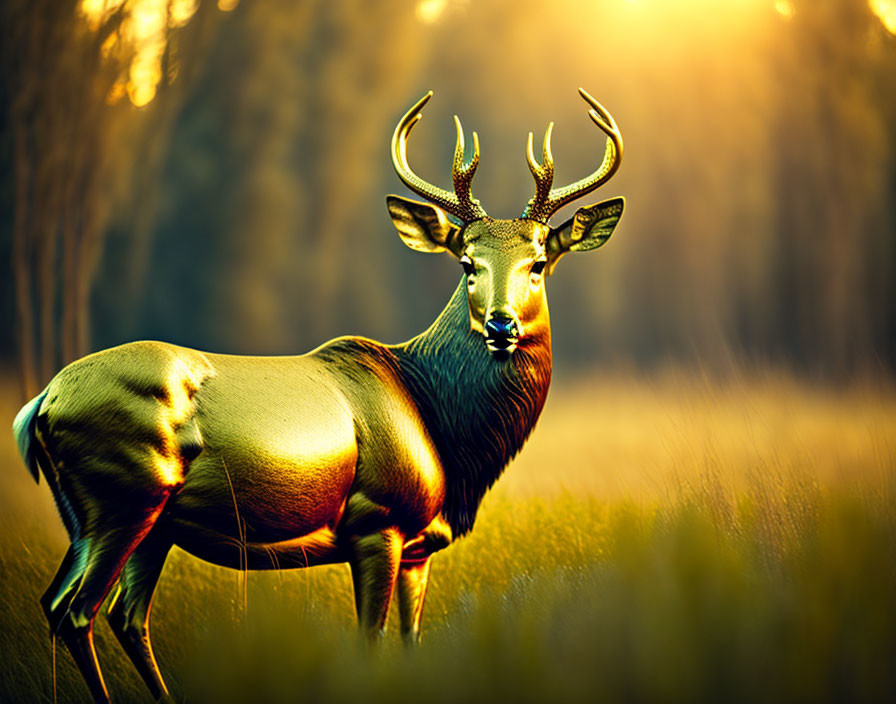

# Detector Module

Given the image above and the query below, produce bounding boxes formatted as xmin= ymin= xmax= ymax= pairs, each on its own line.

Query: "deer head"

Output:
xmin=388 ymin=89 xmax=624 ymax=356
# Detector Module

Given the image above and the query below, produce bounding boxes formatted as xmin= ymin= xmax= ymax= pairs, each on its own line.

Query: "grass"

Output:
xmin=1 ymin=368 xmax=894 ymax=703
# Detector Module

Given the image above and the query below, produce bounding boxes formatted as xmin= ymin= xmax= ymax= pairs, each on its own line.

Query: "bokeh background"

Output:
xmin=2 ymin=0 xmax=895 ymax=394
xmin=1 ymin=1 xmax=896 ymax=702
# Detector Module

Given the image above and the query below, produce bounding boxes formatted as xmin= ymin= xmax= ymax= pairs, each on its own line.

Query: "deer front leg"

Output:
xmin=397 ymin=556 xmax=431 ymax=645
xmin=397 ymin=514 xmax=451 ymax=644
xmin=349 ymin=527 xmax=403 ymax=640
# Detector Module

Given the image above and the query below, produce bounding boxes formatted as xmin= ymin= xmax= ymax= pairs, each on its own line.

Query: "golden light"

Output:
xmin=775 ymin=1 xmax=794 ymax=19
xmin=416 ymin=0 xmax=447 ymax=24
xmin=870 ymin=0 xmax=896 ymax=34
xmin=170 ymin=0 xmax=199 ymax=28
xmin=80 ymin=0 xmax=202 ymax=108
xmin=105 ymin=80 xmax=127 ymax=105
xmin=79 ymin=0 xmax=126 ymax=31
xmin=99 ymin=31 xmax=118 ymax=58
xmin=77 ymin=0 xmax=895 ymax=107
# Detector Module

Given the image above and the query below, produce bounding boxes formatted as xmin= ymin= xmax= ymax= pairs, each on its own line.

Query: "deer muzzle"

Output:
xmin=484 ymin=316 xmax=519 ymax=355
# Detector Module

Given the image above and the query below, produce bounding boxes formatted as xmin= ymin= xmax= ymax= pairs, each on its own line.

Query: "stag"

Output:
xmin=13 ymin=89 xmax=623 ymax=703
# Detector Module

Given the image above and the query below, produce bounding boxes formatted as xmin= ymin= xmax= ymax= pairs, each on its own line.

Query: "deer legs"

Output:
xmin=40 ymin=544 xmax=79 ymax=630
xmin=349 ymin=528 xmax=403 ymax=639
xmin=105 ymin=530 xmax=173 ymax=700
xmin=40 ymin=494 xmax=172 ymax=704
xmin=397 ymin=557 xmax=432 ymax=644
xmin=347 ymin=512 xmax=451 ymax=643
xmin=397 ymin=513 xmax=450 ymax=643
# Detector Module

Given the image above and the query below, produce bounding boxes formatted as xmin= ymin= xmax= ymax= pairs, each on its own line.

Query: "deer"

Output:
xmin=12 ymin=88 xmax=623 ymax=703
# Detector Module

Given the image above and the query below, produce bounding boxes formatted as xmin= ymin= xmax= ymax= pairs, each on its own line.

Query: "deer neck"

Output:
xmin=397 ymin=280 xmax=552 ymax=537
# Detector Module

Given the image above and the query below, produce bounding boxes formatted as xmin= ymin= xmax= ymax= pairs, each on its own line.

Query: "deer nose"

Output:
xmin=484 ymin=316 xmax=519 ymax=351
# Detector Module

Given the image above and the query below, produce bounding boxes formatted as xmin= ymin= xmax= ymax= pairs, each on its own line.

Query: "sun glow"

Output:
xmin=774 ymin=1 xmax=794 ymax=19
xmin=870 ymin=0 xmax=896 ymax=34
xmin=416 ymin=0 xmax=448 ymax=24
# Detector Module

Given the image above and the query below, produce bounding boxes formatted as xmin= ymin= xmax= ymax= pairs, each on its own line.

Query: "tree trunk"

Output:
xmin=12 ymin=121 xmax=38 ymax=401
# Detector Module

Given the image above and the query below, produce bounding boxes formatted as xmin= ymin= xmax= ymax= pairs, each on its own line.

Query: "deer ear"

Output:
xmin=387 ymin=195 xmax=464 ymax=256
xmin=545 ymin=197 xmax=624 ymax=275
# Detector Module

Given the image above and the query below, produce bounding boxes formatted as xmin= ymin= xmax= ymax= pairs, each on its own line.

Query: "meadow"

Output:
xmin=1 ymin=368 xmax=894 ymax=703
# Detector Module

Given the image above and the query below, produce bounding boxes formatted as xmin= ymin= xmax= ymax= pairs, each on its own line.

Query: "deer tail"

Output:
xmin=13 ymin=388 xmax=49 ymax=484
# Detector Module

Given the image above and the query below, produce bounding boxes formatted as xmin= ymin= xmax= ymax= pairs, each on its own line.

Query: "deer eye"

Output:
xmin=460 ymin=255 xmax=475 ymax=276
xmin=531 ymin=259 xmax=546 ymax=276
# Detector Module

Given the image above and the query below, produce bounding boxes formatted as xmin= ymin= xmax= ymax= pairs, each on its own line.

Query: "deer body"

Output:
xmin=14 ymin=90 xmax=623 ymax=703
xmin=38 ymin=280 xmax=547 ymax=568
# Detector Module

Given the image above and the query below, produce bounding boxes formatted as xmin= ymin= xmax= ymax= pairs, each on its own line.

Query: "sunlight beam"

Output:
xmin=870 ymin=0 xmax=896 ymax=34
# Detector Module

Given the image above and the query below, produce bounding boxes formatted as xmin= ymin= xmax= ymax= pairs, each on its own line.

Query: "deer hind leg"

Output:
xmin=105 ymin=529 xmax=173 ymax=700
xmin=51 ymin=500 xmax=171 ymax=704
xmin=41 ymin=544 xmax=80 ymax=630
xmin=39 ymin=457 xmax=92 ymax=631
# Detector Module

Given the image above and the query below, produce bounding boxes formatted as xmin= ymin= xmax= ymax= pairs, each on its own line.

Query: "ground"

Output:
xmin=1 ymin=368 xmax=894 ymax=703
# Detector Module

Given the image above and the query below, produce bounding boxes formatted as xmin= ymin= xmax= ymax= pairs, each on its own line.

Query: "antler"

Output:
xmin=522 ymin=88 xmax=623 ymax=223
xmin=392 ymin=92 xmax=487 ymax=223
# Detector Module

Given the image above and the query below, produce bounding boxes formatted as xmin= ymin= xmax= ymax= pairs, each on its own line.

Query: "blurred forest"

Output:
xmin=1 ymin=0 xmax=895 ymax=400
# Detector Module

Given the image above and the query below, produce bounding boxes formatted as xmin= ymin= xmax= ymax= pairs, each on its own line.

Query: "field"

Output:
xmin=1 ymin=369 xmax=895 ymax=703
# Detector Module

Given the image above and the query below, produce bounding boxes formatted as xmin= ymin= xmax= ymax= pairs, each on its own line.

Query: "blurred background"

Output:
xmin=1 ymin=0 xmax=895 ymax=399
xmin=3 ymin=3 xmax=896 ymax=702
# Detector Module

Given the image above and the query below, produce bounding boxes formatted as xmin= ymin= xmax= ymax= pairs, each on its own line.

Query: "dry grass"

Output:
xmin=1 ymin=369 xmax=894 ymax=703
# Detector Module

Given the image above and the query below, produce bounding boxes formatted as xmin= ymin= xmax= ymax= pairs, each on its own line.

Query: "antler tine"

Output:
xmin=546 ymin=88 xmax=623 ymax=214
xmin=523 ymin=123 xmax=554 ymax=221
xmin=521 ymin=88 xmax=623 ymax=222
xmin=452 ymin=116 xmax=487 ymax=221
xmin=391 ymin=92 xmax=486 ymax=222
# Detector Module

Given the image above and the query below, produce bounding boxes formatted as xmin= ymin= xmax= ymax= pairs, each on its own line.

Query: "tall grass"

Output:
xmin=1 ymin=370 xmax=894 ymax=703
